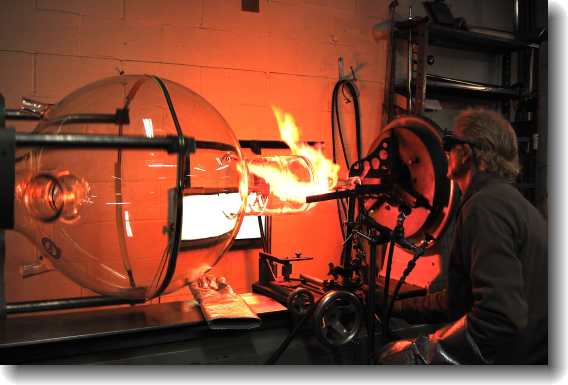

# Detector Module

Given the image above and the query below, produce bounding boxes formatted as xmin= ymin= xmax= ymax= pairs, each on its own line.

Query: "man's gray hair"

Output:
xmin=454 ymin=109 xmax=520 ymax=181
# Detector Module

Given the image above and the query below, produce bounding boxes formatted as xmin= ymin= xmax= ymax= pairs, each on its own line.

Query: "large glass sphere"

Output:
xmin=14 ymin=75 xmax=247 ymax=300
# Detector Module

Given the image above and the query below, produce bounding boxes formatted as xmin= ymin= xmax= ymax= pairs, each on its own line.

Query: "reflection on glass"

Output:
xmin=181 ymin=193 xmax=266 ymax=241
xmin=13 ymin=75 xmax=246 ymax=300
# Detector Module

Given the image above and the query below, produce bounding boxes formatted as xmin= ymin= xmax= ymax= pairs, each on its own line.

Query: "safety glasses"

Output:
xmin=442 ymin=133 xmax=479 ymax=152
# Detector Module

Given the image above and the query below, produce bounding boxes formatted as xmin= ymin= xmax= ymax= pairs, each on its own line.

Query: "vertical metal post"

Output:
xmin=513 ymin=0 xmax=520 ymax=35
xmin=249 ymin=145 xmax=272 ymax=254
xmin=383 ymin=1 xmax=399 ymax=125
xmin=413 ymin=19 xmax=429 ymax=115
xmin=340 ymin=192 xmax=357 ymax=286
xmin=0 ymin=94 xmax=8 ymax=320
xmin=265 ymin=216 xmax=272 ymax=254
xmin=367 ymin=236 xmax=378 ymax=363
xmin=535 ymin=40 xmax=547 ymax=217
xmin=406 ymin=7 xmax=414 ymax=113
xmin=502 ymin=52 xmax=512 ymax=118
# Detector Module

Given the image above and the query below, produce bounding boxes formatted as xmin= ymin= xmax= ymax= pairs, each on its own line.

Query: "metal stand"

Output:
xmin=255 ymin=182 xmax=420 ymax=363
xmin=340 ymin=194 xmax=406 ymax=363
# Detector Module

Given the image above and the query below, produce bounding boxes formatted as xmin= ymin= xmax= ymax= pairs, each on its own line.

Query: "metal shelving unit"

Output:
xmin=383 ymin=14 xmax=541 ymax=205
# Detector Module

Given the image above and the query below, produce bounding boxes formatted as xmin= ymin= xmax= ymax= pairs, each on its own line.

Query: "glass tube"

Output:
xmin=245 ymin=155 xmax=315 ymax=215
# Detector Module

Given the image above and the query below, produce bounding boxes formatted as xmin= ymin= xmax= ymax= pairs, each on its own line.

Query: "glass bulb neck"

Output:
xmin=16 ymin=171 xmax=90 ymax=224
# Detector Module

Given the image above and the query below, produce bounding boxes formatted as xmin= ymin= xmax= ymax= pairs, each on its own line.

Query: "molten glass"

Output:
xmin=244 ymin=107 xmax=340 ymax=215
xmin=246 ymin=155 xmax=315 ymax=215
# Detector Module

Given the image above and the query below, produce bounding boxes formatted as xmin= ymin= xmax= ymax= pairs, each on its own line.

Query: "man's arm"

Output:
xmin=460 ymin=196 xmax=528 ymax=362
xmin=392 ymin=289 xmax=449 ymax=324
xmin=378 ymin=194 xmax=528 ymax=364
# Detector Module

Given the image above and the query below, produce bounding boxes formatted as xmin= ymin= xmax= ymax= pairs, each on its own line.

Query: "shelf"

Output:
xmin=512 ymin=121 xmax=537 ymax=136
xmin=395 ymin=18 xmax=538 ymax=53
xmin=517 ymin=183 xmax=536 ymax=191
xmin=426 ymin=74 xmax=519 ymax=97
xmin=396 ymin=74 xmax=520 ymax=100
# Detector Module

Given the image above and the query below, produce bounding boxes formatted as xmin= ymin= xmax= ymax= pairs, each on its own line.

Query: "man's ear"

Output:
xmin=461 ymin=144 xmax=473 ymax=163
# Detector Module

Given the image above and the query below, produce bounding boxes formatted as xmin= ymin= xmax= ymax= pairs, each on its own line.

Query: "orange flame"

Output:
xmin=246 ymin=107 xmax=340 ymax=211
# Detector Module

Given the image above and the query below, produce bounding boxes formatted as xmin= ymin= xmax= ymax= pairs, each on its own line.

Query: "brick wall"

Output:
xmin=1 ymin=0 xmax=389 ymax=301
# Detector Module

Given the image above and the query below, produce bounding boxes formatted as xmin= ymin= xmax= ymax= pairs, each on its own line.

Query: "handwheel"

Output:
xmin=313 ymin=290 xmax=363 ymax=347
xmin=287 ymin=287 xmax=315 ymax=317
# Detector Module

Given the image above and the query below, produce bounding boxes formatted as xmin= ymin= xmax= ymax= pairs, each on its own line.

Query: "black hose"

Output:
xmin=331 ymin=80 xmax=362 ymax=167
xmin=381 ymin=239 xmax=396 ymax=337
xmin=331 ymin=79 xmax=363 ymax=240
xmin=384 ymin=249 xmax=424 ymax=336
xmin=265 ymin=301 xmax=318 ymax=364
xmin=331 ymin=81 xmax=350 ymax=168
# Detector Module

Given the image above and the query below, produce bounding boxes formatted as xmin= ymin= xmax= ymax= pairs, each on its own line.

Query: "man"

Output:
xmin=377 ymin=109 xmax=548 ymax=364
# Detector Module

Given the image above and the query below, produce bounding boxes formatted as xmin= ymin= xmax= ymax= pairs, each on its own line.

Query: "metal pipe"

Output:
xmin=301 ymin=282 xmax=325 ymax=295
xmin=306 ymin=190 xmax=351 ymax=203
xmin=306 ymin=185 xmax=390 ymax=204
xmin=15 ymin=133 xmax=194 ymax=154
xmin=299 ymin=273 xmax=324 ymax=287
xmin=407 ymin=6 xmax=413 ymax=112
xmin=514 ymin=0 xmax=520 ymax=36
xmin=5 ymin=109 xmax=129 ymax=125
xmin=6 ymin=296 xmax=144 ymax=314
xmin=3 ymin=110 xmax=41 ymax=121
xmin=368 ymin=237 xmax=377 ymax=363
xmin=265 ymin=302 xmax=317 ymax=364
xmin=239 ymin=139 xmax=323 ymax=151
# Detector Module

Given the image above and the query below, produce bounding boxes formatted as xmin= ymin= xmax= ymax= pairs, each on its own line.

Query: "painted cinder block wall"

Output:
xmin=1 ymin=0 xmax=393 ymax=301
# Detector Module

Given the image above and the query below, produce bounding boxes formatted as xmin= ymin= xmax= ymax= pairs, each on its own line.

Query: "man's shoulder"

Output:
xmin=462 ymin=179 xmax=543 ymax=227
xmin=464 ymin=180 xmax=520 ymax=210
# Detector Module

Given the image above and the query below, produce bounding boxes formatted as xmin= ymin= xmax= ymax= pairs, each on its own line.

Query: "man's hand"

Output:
xmin=376 ymin=316 xmax=488 ymax=365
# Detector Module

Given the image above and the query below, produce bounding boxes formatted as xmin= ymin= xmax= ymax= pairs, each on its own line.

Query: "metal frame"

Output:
xmin=0 ymin=75 xmax=199 ymax=317
xmin=388 ymin=13 xmax=537 ymax=119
